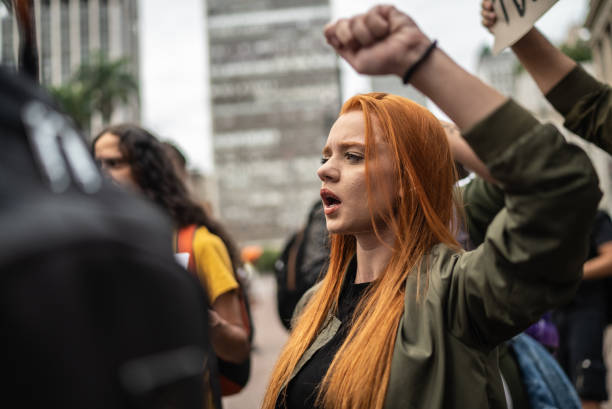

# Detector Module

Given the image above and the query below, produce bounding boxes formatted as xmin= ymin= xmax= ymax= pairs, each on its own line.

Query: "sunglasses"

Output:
xmin=95 ymin=157 xmax=129 ymax=170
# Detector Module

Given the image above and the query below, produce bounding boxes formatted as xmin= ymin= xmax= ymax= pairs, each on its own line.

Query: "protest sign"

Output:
xmin=491 ymin=0 xmax=558 ymax=54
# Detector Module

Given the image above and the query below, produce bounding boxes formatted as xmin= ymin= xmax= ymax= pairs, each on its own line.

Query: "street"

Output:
xmin=223 ymin=274 xmax=289 ymax=409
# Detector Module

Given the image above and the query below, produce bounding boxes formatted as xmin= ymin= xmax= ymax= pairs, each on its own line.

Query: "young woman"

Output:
xmin=92 ymin=124 xmax=250 ymax=366
xmin=263 ymin=6 xmax=601 ymax=409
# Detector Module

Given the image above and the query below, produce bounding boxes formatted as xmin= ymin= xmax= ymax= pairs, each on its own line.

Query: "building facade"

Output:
xmin=206 ymin=0 xmax=341 ymax=245
xmin=0 ymin=0 xmax=139 ymax=123
xmin=586 ymin=0 xmax=612 ymax=84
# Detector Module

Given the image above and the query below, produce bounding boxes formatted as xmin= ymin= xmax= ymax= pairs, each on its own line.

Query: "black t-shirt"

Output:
xmin=588 ymin=210 xmax=612 ymax=260
xmin=278 ymin=259 xmax=370 ymax=409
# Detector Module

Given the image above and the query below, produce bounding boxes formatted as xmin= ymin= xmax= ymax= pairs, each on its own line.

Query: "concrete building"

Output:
xmin=586 ymin=0 xmax=612 ymax=84
xmin=206 ymin=0 xmax=341 ymax=246
xmin=476 ymin=48 xmax=518 ymax=97
xmin=0 ymin=0 xmax=139 ymax=123
xmin=370 ymin=75 xmax=427 ymax=108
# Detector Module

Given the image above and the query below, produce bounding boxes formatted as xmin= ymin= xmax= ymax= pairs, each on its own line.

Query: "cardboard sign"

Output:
xmin=491 ymin=0 xmax=558 ymax=54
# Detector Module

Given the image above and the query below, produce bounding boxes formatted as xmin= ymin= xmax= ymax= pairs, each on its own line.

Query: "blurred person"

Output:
xmin=554 ymin=210 xmax=612 ymax=407
xmin=92 ymin=125 xmax=251 ymax=396
xmin=2 ymin=68 xmax=217 ymax=409
xmin=1 ymin=1 xmax=216 ymax=408
xmin=275 ymin=200 xmax=329 ymax=330
xmin=262 ymin=6 xmax=601 ymax=409
xmin=163 ymin=141 xmax=189 ymax=183
xmin=162 ymin=140 xmax=216 ymax=225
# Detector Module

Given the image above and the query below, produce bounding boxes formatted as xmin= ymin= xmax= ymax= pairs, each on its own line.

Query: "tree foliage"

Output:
xmin=560 ymin=40 xmax=593 ymax=63
xmin=49 ymin=52 xmax=138 ymax=132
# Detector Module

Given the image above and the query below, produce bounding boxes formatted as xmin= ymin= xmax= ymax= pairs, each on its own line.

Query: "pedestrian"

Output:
xmin=2 ymin=1 xmax=215 ymax=408
xmin=263 ymin=5 xmax=600 ymax=409
xmin=92 ymin=124 xmax=251 ymax=398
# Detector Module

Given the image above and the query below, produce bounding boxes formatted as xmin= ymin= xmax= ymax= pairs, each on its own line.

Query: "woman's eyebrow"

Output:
xmin=339 ymin=141 xmax=365 ymax=150
xmin=322 ymin=141 xmax=366 ymax=156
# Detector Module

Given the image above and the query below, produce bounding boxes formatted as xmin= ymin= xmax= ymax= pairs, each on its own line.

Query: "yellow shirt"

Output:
xmin=191 ymin=226 xmax=239 ymax=303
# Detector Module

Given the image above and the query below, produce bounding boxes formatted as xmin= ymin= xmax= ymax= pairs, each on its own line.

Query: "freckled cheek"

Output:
xmin=344 ymin=178 xmax=368 ymax=203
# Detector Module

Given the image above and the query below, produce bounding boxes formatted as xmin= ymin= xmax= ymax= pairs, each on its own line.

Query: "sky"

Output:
xmin=139 ymin=0 xmax=589 ymax=173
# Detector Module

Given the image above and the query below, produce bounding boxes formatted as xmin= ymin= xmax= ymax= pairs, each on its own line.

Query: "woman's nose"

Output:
xmin=317 ymin=160 xmax=339 ymax=182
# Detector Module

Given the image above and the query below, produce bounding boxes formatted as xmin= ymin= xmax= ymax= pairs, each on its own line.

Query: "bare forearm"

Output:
xmin=442 ymin=122 xmax=495 ymax=183
xmin=410 ymin=48 xmax=507 ymax=132
xmin=511 ymin=28 xmax=576 ymax=95
xmin=583 ymin=255 xmax=612 ymax=280
xmin=211 ymin=321 xmax=250 ymax=363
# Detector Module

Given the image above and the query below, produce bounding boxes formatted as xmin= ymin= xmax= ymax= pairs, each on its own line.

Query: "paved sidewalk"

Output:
xmin=223 ymin=274 xmax=289 ymax=409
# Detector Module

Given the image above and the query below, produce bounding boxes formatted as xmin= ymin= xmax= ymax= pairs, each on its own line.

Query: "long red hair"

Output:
xmin=262 ymin=93 xmax=462 ymax=409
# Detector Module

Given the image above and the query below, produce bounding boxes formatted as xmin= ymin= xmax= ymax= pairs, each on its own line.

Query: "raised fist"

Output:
xmin=324 ymin=5 xmax=433 ymax=78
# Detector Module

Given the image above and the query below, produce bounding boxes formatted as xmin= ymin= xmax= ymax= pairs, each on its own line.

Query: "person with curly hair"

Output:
xmin=93 ymin=124 xmax=250 ymax=367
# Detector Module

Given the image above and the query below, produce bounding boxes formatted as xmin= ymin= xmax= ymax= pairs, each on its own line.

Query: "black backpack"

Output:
xmin=274 ymin=201 xmax=329 ymax=329
xmin=0 ymin=67 xmax=220 ymax=409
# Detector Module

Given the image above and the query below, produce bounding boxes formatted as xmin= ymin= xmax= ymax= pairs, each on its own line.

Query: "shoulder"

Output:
xmin=423 ymin=244 xmax=463 ymax=289
xmin=191 ymin=226 xmax=233 ymax=274
xmin=193 ymin=226 xmax=224 ymax=247
xmin=192 ymin=226 xmax=231 ymax=258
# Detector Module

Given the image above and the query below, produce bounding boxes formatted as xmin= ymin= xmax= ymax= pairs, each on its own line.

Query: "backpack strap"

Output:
xmin=177 ymin=224 xmax=198 ymax=273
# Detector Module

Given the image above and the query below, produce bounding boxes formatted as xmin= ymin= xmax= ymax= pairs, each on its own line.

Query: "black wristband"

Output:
xmin=402 ymin=40 xmax=438 ymax=84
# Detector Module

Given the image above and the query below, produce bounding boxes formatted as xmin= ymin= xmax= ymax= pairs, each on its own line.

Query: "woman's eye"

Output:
xmin=345 ymin=152 xmax=363 ymax=162
xmin=320 ymin=157 xmax=329 ymax=165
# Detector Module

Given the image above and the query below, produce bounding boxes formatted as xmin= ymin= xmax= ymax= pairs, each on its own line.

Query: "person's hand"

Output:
xmin=481 ymin=0 xmax=497 ymax=33
xmin=209 ymin=309 xmax=223 ymax=328
xmin=324 ymin=5 xmax=433 ymax=78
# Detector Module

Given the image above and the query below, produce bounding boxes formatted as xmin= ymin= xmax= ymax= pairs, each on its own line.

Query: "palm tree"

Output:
xmin=49 ymin=81 xmax=93 ymax=131
xmin=74 ymin=53 xmax=138 ymax=125
xmin=49 ymin=52 xmax=138 ymax=132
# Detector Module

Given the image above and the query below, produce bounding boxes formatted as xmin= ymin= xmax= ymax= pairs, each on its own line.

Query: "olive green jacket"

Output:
xmin=547 ymin=65 xmax=612 ymax=154
xmin=465 ymin=66 xmax=612 ymax=247
xmin=287 ymin=100 xmax=601 ymax=409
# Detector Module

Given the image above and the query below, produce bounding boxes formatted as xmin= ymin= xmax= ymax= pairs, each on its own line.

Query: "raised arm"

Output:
xmin=481 ymin=0 xmax=576 ymax=95
xmin=325 ymin=5 xmax=506 ymax=131
xmin=481 ymin=0 xmax=612 ymax=153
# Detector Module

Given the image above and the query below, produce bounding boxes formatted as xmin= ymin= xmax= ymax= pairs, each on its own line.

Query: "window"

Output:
xmin=40 ymin=0 xmax=52 ymax=84
xmin=99 ymin=0 xmax=109 ymax=55
xmin=60 ymin=0 xmax=71 ymax=81
xmin=80 ymin=0 xmax=89 ymax=63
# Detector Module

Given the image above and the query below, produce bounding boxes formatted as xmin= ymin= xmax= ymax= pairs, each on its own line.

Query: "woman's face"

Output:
xmin=317 ymin=111 xmax=396 ymax=235
xmin=94 ymin=132 xmax=139 ymax=190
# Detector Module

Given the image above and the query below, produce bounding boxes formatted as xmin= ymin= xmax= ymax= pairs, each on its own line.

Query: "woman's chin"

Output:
xmin=325 ymin=221 xmax=344 ymax=234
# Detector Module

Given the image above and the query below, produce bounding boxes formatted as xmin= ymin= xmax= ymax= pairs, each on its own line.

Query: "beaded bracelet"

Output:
xmin=402 ymin=40 xmax=438 ymax=84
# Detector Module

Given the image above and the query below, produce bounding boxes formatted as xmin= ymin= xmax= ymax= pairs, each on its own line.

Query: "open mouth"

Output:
xmin=320 ymin=188 xmax=342 ymax=214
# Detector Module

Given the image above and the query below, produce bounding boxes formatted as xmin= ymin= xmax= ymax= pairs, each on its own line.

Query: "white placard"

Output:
xmin=491 ymin=0 xmax=558 ymax=54
xmin=175 ymin=252 xmax=190 ymax=270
